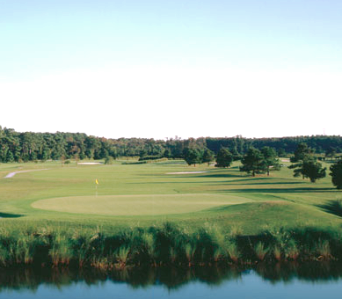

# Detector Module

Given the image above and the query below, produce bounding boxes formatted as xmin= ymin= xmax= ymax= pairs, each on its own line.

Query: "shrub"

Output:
xmin=104 ymin=157 xmax=114 ymax=165
xmin=254 ymin=242 xmax=269 ymax=261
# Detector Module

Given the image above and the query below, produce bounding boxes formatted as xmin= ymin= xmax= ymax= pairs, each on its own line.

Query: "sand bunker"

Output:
xmin=78 ymin=162 xmax=102 ymax=165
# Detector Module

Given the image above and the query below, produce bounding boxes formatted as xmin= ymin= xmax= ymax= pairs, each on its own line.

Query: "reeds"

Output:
xmin=0 ymin=224 xmax=340 ymax=268
xmin=50 ymin=230 xmax=78 ymax=266
xmin=254 ymin=242 xmax=269 ymax=261
xmin=315 ymin=239 xmax=333 ymax=261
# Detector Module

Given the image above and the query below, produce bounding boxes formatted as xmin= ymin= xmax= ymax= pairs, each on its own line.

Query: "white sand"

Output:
xmin=78 ymin=162 xmax=102 ymax=165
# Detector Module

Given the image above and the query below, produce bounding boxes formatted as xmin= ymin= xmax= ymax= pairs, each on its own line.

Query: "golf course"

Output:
xmin=1 ymin=158 xmax=341 ymax=232
xmin=0 ymin=157 xmax=342 ymax=268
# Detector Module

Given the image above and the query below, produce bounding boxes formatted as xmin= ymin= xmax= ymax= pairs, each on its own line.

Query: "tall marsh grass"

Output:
xmin=0 ymin=224 xmax=341 ymax=268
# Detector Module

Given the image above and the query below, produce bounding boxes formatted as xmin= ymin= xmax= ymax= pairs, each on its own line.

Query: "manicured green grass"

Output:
xmin=1 ymin=159 xmax=342 ymax=267
xmin=32 ymin=194 xmax=251 ymax=216
xmin=0 ymin=159 xmax=341 ymax=234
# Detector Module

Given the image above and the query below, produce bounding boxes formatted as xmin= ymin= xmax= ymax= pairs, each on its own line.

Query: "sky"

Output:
xmin=0 ymin=0 xmax=341 ymax=140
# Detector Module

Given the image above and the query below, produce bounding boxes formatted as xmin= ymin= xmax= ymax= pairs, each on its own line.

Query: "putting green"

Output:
xmin=31 ymin=194 xmax=253 ymax=216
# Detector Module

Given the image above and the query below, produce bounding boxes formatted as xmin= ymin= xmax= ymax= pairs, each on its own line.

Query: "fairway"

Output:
xmin=32 ymin=194 xmax=252 ymax=216
xmin=0 ymin=159 xmax=341 ymax=234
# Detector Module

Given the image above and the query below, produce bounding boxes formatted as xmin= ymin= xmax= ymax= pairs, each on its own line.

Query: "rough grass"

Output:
xmin=0 ymin=223 xmax=341 ymax=268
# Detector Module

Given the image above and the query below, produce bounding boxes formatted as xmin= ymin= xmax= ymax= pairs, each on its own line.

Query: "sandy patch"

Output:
xmin=4 ymin=169 xmax=49 ymax=179
xmin=281 ymin=159 xmax=290 ymax=162
xmin=78 ymin=162 xmax=102 ymax=165
xmin=166 ymin=171 xmax=207 ymax=175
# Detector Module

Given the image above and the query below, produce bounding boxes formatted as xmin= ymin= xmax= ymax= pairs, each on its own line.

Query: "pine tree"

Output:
xmin=6 ymin=150 xmax=14 ymax=162
xmin=330 ymin=160 xmax=342 ymax=189
xmin=240 ymin=147 xmax=266 ymax=176
xmin=289 ymin=144 xmax=326 ymax=183
xmin=261 ymin=146 xmax=281 ymax=176
xmin=290 ymin=143 xmax=313 ymax=163
xmin=202 ymin=148 xmax=215 ymax=165
xmin=301 ymin=160 xmax=326 ymax=183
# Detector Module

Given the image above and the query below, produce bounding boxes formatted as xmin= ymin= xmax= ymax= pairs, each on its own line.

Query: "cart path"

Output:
xmin=4 ymin=169 xmax=49 ymax=179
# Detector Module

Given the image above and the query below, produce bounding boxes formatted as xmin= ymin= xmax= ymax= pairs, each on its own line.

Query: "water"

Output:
xmin=2 ymin=263 xmax=342 ymax=299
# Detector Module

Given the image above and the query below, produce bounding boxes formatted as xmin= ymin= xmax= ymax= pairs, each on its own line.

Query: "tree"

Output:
xmin=289 ymin=144 xmax=326 ymax=182
xmin=202 ymin=148 xmax=215 ymax=165
xmin=325 ymin=147 xmax=337 ymax=160
xmin=289 ymin=143 xmax=315 ymax=179
xmin=163 ymin=148 xmax=172 ymax=159
xmin=301 ymin=160 xmax=326 ymax=182
xmin=42 ymin=149 xmax=50 ymax=161
xmin=330 ymin=160 xmax=342 ymax=189
xmin=183 ymin=148 xmax=202 ymax=166
xmin=277 ymin=148 xmax=286 ymax=157
xmin=240 ymin=147 xmax=266 ymax=176
xmin=215 ymin=148 xmax=233 ymax=168
xmin=261 ymin=147 xmax=281 ymax=176
xmin=139 ymin=149 xmax=148 ymax=159
xmin=230 ymin=147 xmax=242 ymax=161
xmin=104 ymin=156 xmax=114 ymax=165
xmin=6 ymin=150 xmax=14 ymax=162
xmin=290 ymin=143 xmax=313 ymax=163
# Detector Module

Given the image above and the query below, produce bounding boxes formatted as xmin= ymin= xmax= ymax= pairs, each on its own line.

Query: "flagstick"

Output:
xmin=96 ymin=184 xmax=98 ymax=197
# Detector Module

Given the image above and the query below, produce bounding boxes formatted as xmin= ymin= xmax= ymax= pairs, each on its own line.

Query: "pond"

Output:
xmin=2 ymin=263 xmax=342 ymax=299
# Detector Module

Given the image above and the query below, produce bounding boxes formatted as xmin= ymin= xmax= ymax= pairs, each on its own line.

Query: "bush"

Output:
xmin=104 ymin=157 xmax=114 ymax=165
xmin=139 ymin=155 xmax=162 ymax=161
xmin=330 ymin=160 xmax=342 ymax=189
xmin=121 ymin=161 xmax=147 ymax=165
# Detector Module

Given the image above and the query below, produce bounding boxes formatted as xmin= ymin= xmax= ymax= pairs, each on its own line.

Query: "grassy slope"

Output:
xmin=0 ymin=159 xmax=341 ymax=234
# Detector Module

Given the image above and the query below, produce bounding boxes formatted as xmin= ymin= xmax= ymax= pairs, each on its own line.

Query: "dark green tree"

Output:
xmin=6 ymin=150 xmax=14 ymax=162
xmin=42 ymin=149 xmax=50 ymax=161
xmin=240 ymin=147 xmax=266 ymax=176
xmin=289 ymin=143 xmax=315 ymax=179
xmin=163 ymin=148 xmax=172 ymax=159
xmin=183 ymin=148 xmax=202 ymax=166
xmin=325 ymin=147 xmax=337 ymax=160
xmin=0 ymin=145 xmax=8 ymax=162
xmin=30 ymin=151 xmax=37 ymax=161
xmin=290 ymin=143 xmax=313 ymax=163
xmin=330 ymin=160 xmax=342 ymax=189
xmin=301 ymin=160 xmax=326 ymax=182
xmin=261 ymin=146 xmax=281 ymax=176
xmin=230 ymin=146 xmax=242 ymax=161
xmin=202 ymin=148 xmax=215 ymax=165
xmin=215 ymin=148 xmax=233 ymax=168
xmin=277 ymin=148 xmax=286 ymax=157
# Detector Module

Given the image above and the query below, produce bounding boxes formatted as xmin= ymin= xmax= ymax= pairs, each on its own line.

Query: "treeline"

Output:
xmin=0 ymin=126 xmax=342 ymax=163
xmin=206 ymin=136 xmax=342 ymax=156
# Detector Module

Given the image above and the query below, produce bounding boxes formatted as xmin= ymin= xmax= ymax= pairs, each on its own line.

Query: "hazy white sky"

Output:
xmin=1 ymin=0 xmax=341 ymax=139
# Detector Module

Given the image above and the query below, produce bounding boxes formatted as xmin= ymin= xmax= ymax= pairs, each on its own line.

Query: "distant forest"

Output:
xmin=0 ymin=126 xmax=341 ymax=163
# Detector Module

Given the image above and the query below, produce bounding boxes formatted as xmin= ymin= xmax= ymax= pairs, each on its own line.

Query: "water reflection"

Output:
xmin=1 ymin=262 xmax=342 ymax=292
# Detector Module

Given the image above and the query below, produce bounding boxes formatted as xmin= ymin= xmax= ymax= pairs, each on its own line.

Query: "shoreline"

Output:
xmin=0 ymin=223 xmax=340 ymax=269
